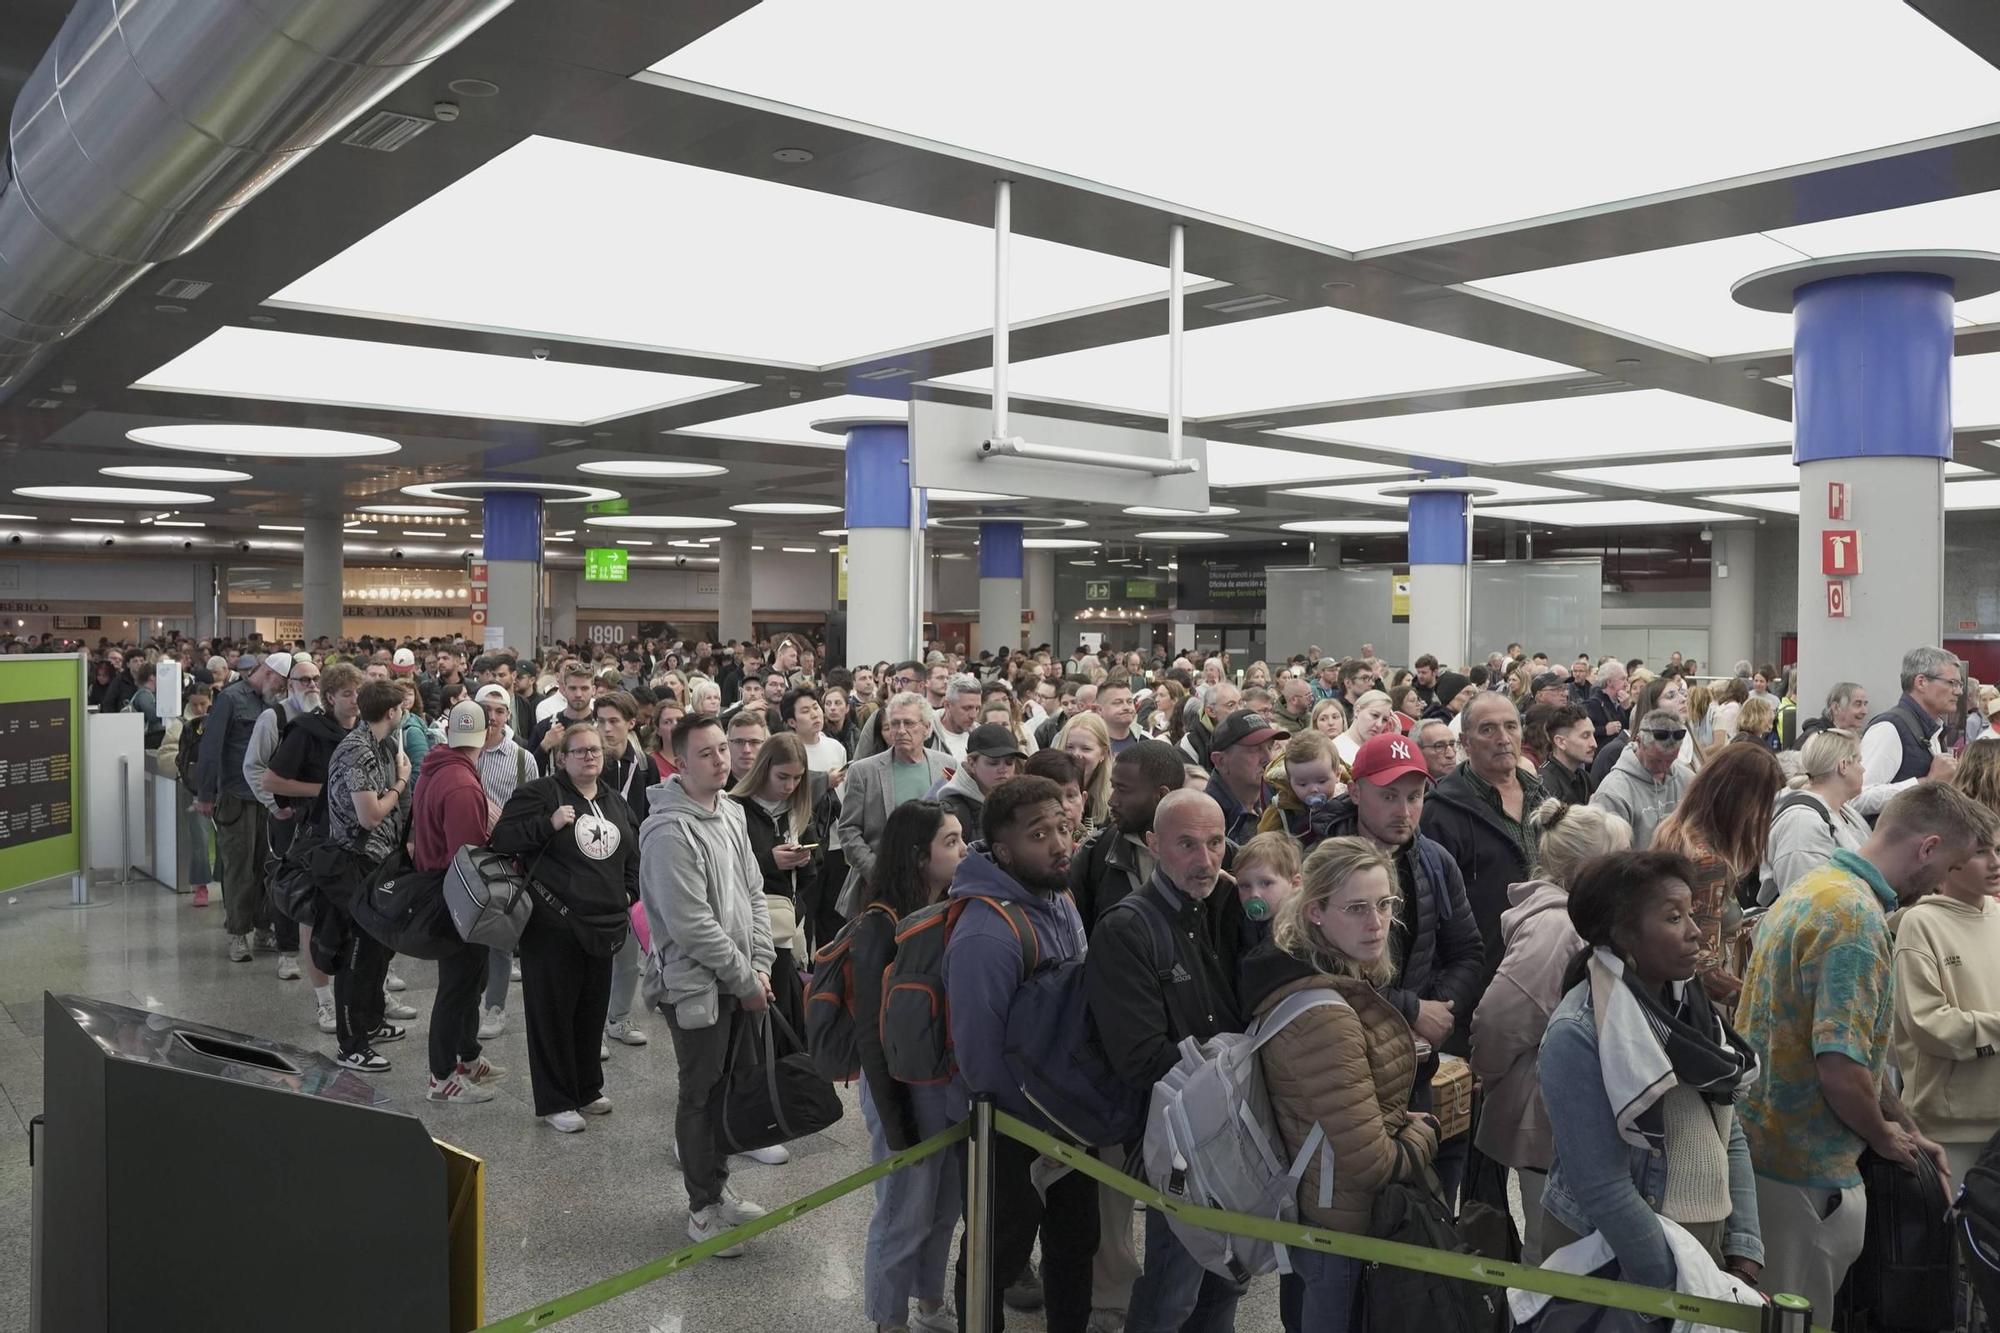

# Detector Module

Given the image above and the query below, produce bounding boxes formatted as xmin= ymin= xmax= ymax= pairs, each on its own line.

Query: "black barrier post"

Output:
xmin=964 ymin=1095 xmax=997 ymax=1333
xmin=1762 ymin=1293 xmax=1813 ymax=1333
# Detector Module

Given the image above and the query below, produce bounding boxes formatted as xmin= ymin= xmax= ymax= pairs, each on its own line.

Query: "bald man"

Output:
xmin=1087 ymin=788 xmax=1248 ymax=1330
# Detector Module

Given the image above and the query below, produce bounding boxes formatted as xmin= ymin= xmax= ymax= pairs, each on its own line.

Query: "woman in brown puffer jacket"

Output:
xmin=1239 ymin=835 xmax=1439 ymax=1332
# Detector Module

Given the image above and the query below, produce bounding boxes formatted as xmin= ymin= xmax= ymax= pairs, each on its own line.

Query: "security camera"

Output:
xmin=392 ymin=548 xmax=406 ymax=560
xmin=101 ymin=536 xmax=115 ymax=547
xmin=530 ymin=347 xmax=550 ymax=362
xmin=182 ymin=540 xmax=194 ymax=551
xmin=6 ymin=534 xmax=18 ymax=546
xmin=675 ymin=556 xmax=687 ymax=568
xmin=237 ymin=541 xmax=252 ymax=553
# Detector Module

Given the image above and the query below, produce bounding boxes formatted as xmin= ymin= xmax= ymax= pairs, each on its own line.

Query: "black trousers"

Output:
xmin=518 ymin=919 xmax=612 ymax=1117
xmin=428 ymin=945 xmax=485 ymax=1079
xmin=664 ymin=995 xmax=747 ymax=1213
xmin=264 ymin=814 xmax=300 ymax=952
xmin=334 ymin=926 xmax=390 ymax=1056
xmin=955 ymin=1129 xmax=1100 ymax=1333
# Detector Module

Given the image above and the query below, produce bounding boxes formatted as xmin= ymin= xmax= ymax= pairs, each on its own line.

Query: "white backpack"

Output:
xmin=1142 ymin=986 xmax=1346 ymax=1280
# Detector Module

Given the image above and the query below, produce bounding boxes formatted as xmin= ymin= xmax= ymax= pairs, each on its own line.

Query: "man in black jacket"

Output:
xmin=1538 ymin=701 xmax=1597 ymax=806
xmin=1583 ymin=658 xmax=1630 ymax=746
xmin=1069 ymin=739 xmax=1185 ymax=931
xmin=1087 ymin=789 xmax=1247 ymax=1333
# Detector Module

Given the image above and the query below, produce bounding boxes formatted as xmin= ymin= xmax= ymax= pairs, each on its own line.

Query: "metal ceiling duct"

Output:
xmin=0 ymin=0 xmax=514 ymax=398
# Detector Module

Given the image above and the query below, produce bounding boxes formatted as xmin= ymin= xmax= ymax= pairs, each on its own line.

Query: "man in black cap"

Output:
xmin=1205 ymin=708 xmax=1286 ymax=845
xmin=935 ymin=722 xmax=1026 ymax=838
xmin=1530 ymin=670 xmax=1571 ymax=709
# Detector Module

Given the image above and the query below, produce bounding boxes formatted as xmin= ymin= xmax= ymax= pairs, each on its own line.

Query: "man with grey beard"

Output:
xmin=243 ymin=655 xmax=337 ymax=1023
xmin=196 ymin=651 xmax=289 ymax=963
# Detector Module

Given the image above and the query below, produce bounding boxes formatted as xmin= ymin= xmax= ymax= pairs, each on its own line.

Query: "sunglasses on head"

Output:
xmin=1645 ymin=728 xmax=1687 ymax=744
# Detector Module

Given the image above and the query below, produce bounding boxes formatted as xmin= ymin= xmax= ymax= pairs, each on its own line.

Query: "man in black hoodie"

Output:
xmin=1088 ymin=789 xmax=1248 ymax=1333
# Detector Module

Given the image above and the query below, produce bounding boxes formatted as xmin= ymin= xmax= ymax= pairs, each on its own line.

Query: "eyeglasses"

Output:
xmin=1645 ymin=729 xmax=1687 ymax=744
xmin=1418 ymin=740 xmax=1457 ymax=754
xmin=1332 ymin=898 xmax=1399 ymax=920
xmin=564 ymin=747 xmax=603 ymax=759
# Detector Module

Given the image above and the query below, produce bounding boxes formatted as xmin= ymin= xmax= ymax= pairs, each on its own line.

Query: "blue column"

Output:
xmin=843 ymin=421 xmax=918 ymax=665
xmin=482 ymin=490 xmax=544 ymax=657
xmin=978 ymin=520 xmax=1023 ymax=579
xmin=1791 ymin=271 xmax=1951 ymax=714
xmin=977 ymin=519 xmax=1024 ymax=654
xmin=1406 ymin=489 xmax=1473 ymax=669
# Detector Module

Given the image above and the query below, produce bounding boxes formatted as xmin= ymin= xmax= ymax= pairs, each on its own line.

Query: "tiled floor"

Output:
xmin=0 ymin=876 xmax=1282 ymax=1331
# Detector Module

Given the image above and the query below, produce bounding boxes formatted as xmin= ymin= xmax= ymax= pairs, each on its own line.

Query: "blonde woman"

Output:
xmin=1310 ymin=697 xmax=1348 ymax=741
xmin=1761 ymin=728 xmax=1871 ymax=905
xmin=1957 ymin=735 xmax=2000 ymax=814
xmin=727 ymin=731 xmax=816 ymax=1044
xmin=1057 ymin=710 xmax=1113 ymax=836
xmin=1239 ymin=837 xmax=1438 ymax=1330
xmin=1334 ymin=689 xmax=1396 ymax=769
xmin=1469 ymin=801 xmax=1632 ymax=1262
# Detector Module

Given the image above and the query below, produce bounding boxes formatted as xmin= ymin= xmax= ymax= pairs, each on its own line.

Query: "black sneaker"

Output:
xmin=371 ymin=1023 xmax=407 ymax=1044
xmin=336 ymin=1047 xmax=390 ymax=1073
xmin=1004 ymin=1262 xmax=1044 ymax=1312
xmin=253 ymin=928 xmax=278 ymax=953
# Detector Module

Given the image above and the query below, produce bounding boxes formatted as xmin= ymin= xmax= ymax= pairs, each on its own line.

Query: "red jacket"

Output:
xmin=409 ymin=744 xmax=491 ymax=872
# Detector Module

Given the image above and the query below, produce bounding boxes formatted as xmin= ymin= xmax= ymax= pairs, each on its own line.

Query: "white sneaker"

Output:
xmin=477 ymin=1006 xmax=505 ymax=1039
xmin=604 ymin=1018 xmax=649 ymax=1046
xmin=315 ymin=1001 xmax=337 ymax=1034
xmin=382 ymin=993 xmax=419 ymax=1021
xmin=913 ymin=1306 xmax=960 ymax=1333
xmin=716 ymin=1186 xmax=767 ymax=1225
xmin=227 ymin=934 xmax=252 ymax=963
xmin=427 ymin=1071 xmax=495 ymax=1104
xmin=582 ymin=1096 xmax=614 ymax=1116
xmin=384 ymin=970 xmax=408 ymax=993
xmin=276 ymin=953 xmax=301 ymax=981
xmin=544 ymin=1110 xmax=587 ymax=1133
xmin=599 ymin=1040 xmax=610 ymax=1062
xmin=743 ymin=1142 xmax=790 ymax=1165
xmin=687 ymin=1206 xmax=746 ymax=1257
xmin=457 ymin=1055 xmax=506 ymax=1084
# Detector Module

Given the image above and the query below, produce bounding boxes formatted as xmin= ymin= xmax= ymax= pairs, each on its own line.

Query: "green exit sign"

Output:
xmin=1085 ymin=580 xmax=1111 ymax=601
xmin=1125 ymin=578 xmax=1159 ymax=599
xmin=584 ymin=548 xmax=629 ymax=582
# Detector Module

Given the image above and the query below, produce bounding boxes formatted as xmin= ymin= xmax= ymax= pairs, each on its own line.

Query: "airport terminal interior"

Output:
xmin=8 ymin=1 xmax=2000 ymax=1330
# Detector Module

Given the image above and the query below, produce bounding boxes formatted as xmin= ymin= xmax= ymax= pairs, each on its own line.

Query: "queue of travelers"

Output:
xmin=98 ymin=624 xmax=2000 ymax=1333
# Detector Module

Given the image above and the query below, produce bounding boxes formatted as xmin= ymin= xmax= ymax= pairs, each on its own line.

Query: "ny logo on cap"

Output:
xmin=1390 ymin=740 xmax=1411 ymax=761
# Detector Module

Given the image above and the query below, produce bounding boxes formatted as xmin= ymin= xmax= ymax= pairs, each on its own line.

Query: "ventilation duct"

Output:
xmin=0 ymin=0 xmax=514 ymax=398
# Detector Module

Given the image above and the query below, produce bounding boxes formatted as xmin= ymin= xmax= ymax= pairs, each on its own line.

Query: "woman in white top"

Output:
xmin=1333 ymin=690 xmax=1396 ymax=769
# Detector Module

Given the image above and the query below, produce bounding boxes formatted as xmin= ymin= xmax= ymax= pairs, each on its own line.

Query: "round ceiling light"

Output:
xmin=576 ymin=460 xmax=729 ymax=480
xmin=358 ymin=503 xmax=467 ymax=516
xmin=15 ymin=485 xmax=214 ymax=505
xmin=1021 ymin=538 xmax=1100 ymax=550
xmin=927 ymin=515 xmax=1084 ymax=532
xmin=127 ymin=424 xmax=400 ymax=458
xmin=1278 ymin=519 xmax=1408 ymax=535
xmin=1133 ymin=529 xmax=1232 ymax=541
xmin=927 ymin=489 xmax=1028 ymax=503
xmin=584 ymin=515 xmax=737 ymax=531
xmin=729 ymin=502 xmax=843 ymax=515
xmin=102 ymin=465 xmax=251 ymax=483
xmin=400 ymin=480 xmax=622 ymax=504
xmin=1122 ymin=504 xmax=1240 ymax=518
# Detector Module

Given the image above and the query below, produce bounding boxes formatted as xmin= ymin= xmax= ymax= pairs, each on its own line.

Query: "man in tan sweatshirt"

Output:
xmin=1892 ymin=835 xmax=2000 ymax=1184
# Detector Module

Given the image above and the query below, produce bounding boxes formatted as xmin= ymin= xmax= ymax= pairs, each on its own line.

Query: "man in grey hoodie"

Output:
xmin=639 ymin=715 xmax=776 ymax=1255
xmin=1589 ymin=707 xmax=1689 ymax=849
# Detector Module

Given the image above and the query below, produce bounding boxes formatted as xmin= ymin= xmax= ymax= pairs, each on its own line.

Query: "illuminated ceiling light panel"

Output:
xmin=400 ymin=481 xmax=622 ymax=504
xmin=1563 ymin=452 xmax=1979 ymax=492
xmin=152 ymin=519 xmax=205 ymax=528
xmin=1283 ymin=478 xmax=1582 ymax=506
xmin=1207 ymin=441 xmax=1407 ymax=489
xmin=1946 ymin=479 xmax=2000 ymax=511
xmin=929 ymin=308 xmax=1575 ymax=417
xmin=584 ymin=514 xmax=737 ymax=530
xmin=650 ymin=0 xmax=2000 ymax=250
xmin=359 ymin=503 xmax=466 ymax=516
xmin=1278 ymin=390 xmax=1786 ymax=466
xmin=1475 ymin=500 xmax=1751 ymax=527
xmin=1133 ymin=529 xmax=1230 ymax=541
xmin=928 ymin=489 xmax=1027 ymax=503
xmin=17 ymin=484 xmax=213 ymax=505
xmin=1277 ymin=519 xmax=1408 ymax=535
xmin=102 ymin=465 xmax=251 ymax=483
xmin=730 ymin=501 xmax=843 ymax=515
xmin=134 ymin=326 xmax=748 ymax=427
xmin=1021 ymin=538 xmax=1099 ymax=549
xmin=677 ymin=395 xmax=907 ymax=448
xmin=1950 ymin=350 xmax=2000 ymax=428
xmin=270 ymin=137 xmax=1180 ymax=366
xmin=577 ymin=459 xmax=729 ymax=479
xmin=128 ymin=423 xmax=400 ymax=458
xmin=1123 ymin=504 xmax=1239 ymax=517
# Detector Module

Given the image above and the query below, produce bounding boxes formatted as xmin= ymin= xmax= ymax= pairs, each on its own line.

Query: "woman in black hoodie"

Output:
xmin=728 ymin=731 xmax=818 ymax=1034
xmin=491 ymin=721 xmax=640 ymax=1134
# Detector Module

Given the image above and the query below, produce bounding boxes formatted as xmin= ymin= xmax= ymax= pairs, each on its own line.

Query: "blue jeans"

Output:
xmin=1289 ymin=1248 xmax=1360 ymax=1332
xmin=182 ymin=802 xmax=213 ymax=885
xmin=859 ymin=1075 xmax=961 ymax=1326
xmin=1125 ymin=1206 xmax=1245 ymax=1333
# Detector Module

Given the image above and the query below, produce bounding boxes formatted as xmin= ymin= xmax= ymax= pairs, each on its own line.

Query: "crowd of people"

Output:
xmin=82 ymin=626 xmax=2000 ymax=1332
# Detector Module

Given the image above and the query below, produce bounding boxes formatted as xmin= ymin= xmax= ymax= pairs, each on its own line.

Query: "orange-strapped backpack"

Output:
xmin=880 ymin=895 xmax=1039 ymax=1085
xmin=803 ymin=901 xmax=898 ymax=1082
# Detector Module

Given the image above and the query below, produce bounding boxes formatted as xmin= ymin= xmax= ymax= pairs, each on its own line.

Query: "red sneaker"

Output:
xmin=191 ymin=884 xmax=209 ymax=908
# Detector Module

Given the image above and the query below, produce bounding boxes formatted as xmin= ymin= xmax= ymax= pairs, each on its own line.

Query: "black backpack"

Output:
xmin=1846 ymin=1147 xmax=1959 ymax=1332
xmin=1362 ymin=1142 xmax=1504 ymax=1333
xmin=1957 ymin=1128 xmax=2000 ymax=1330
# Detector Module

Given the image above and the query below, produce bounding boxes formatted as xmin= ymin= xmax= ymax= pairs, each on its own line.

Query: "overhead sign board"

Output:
xmin=1085 ymin=580 xmax=1112 ymax=601
xmin=584 ymin=547 xmax=629 ymax=582
xmin=911 ymin=399 xmax=1209 ymax=511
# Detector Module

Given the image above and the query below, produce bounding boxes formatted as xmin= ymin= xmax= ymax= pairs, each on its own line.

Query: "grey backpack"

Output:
xmin=1142 ymin=987 xmax=1345 ymax=1281
xmin=443 ymin=844 xmax=536 ymax=950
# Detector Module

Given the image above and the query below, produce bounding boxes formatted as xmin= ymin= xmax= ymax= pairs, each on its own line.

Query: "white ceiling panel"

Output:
xmin=1277 ymin=390 xmax=1786 ymax=466
xmin=929 ymin=308 xmax=1576 ymax=417
xmin=1950 ymin=350 xmax=2000 ymax=428
xmin=271 ymin=138 xmax=1180 ymax=367
xmin=651 ymin=0 xmax=2000 ymax=250
xmin=1702 ymin=490 xmax=1801 ymax=515
xmin=1206 ymin=441 xmax=1410 ymax=489
xmin=1477 ymin=499 xmax=1753 ymax=527
xmin=676 ymin=395 xmax=906 ymax=447
xmin=134 ymin=327 xmax=749 ymax=426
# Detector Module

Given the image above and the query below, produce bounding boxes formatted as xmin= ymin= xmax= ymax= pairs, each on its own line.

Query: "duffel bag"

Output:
xmin=719 ymin=1009 xmax=844 ymax=1153
xmin=351 ymin=853 xmax=459 ymax=961
xmin=443 ymin=844 xmax=535 ymax=951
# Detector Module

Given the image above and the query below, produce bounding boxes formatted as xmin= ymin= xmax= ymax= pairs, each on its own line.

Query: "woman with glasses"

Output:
xmin=1239 ymin=836 xmax=1440 ymax=1331
xmin=490 ymin=720 xmax=641 ymax=1133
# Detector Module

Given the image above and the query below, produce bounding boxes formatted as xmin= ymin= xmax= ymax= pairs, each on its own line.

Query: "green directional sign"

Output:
xmin=584 ymin=547 xmax=629 ymax=582
xmin=1085 ymin=580 xmax=1112 ymax=601
xmin=584 ymin=497 xmax=631 ymax=517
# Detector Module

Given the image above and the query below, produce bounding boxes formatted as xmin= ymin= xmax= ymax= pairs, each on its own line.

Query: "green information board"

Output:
xmin=0 ymin=655 xmax=82 ymax=891
xmin=1125 ymin=578 xmax=1159 ymax=599
xmin=584 ymin=548 xmax=629 ymax=582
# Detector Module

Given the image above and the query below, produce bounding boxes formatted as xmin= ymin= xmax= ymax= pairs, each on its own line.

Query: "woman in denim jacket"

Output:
xmin=1538 ymin=851 xmax=1765 ymax=1296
